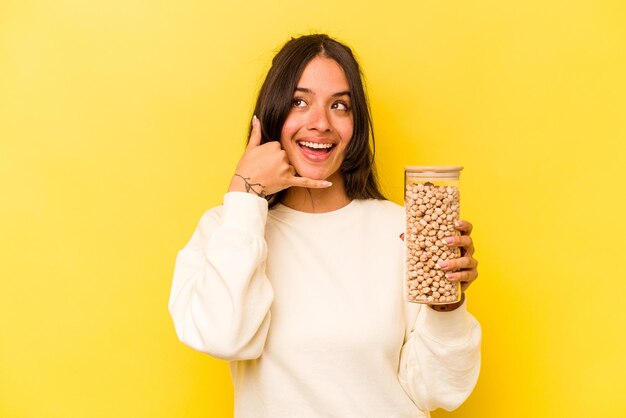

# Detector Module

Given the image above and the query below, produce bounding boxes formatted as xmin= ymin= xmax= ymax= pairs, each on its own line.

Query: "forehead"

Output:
xmin=297 ymin=56 xmax=350 ymax=93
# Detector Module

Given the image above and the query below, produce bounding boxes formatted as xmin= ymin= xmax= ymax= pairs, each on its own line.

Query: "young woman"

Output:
xmin=169 ymin=34 xmax=481 ymax=418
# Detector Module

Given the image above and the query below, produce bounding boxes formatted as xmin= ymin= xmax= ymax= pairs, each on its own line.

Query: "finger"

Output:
xmin=454 ymin=220 xmax=473 ymax=235
xmin=445 ymin=269 xmax=478 ymax=283
xmin=436 ymin=256 xmax=478 ymax=271
xmin=247 ymin=115 xmax=262 ymax=149
xmin=288 ymin=176 xmax=333 ymax=189
xmin=441 ymin=235 xmax=472 ymax=248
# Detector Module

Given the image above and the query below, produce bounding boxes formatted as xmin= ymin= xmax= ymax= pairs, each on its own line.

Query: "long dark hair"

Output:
xmin=250 ymin=34 xmax=385 ymax=208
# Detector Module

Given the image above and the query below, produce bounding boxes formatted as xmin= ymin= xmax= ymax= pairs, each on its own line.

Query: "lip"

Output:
xmin=296 ymin=139 xmax=336 ymax=162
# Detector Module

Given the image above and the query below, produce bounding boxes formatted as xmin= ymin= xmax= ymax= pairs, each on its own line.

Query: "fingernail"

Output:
xmin=321 ymin=181 xmax=332 ymax=187
xmin=442 ymin=237 xmax=453 ymax=245
xmin=252 ymin=115 xmax=258 ymax=126
xmin=445 ymin=273 xmax=455 ymax=280
xmin=454 ymin=221 xmax=464 ymax=228
xmin=437 ymin=261 xmax=448 ymax=269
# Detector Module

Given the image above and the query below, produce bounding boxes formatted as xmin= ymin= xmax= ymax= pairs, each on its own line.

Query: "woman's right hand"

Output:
xmin=227 ymin=116 xmax=332 ymax=197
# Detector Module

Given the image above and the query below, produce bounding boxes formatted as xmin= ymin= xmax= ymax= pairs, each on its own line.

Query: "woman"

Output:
xmin=169 ymin=34 xmax=481 ymax=418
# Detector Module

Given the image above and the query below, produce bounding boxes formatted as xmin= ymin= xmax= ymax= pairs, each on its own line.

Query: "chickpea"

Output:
xmin=405 ymin=181 xmax=461 ymax=304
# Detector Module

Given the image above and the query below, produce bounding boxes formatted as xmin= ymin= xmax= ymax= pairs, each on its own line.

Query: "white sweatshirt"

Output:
xmin=169 ymin=192 xmax=481 ymax=418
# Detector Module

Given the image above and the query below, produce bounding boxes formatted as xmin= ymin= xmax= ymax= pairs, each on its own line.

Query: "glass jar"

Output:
xmin=404 ymin=166 xmax=463 ymax=304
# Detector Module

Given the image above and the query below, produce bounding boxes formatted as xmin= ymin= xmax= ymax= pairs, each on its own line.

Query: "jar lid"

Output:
xmin=404 ymin=165 xmax=463 ymax=180
xmin=404 ymin=165 xmax=463 ymax=173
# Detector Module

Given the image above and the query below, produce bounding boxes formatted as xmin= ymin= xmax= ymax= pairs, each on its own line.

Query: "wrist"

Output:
xmin=228 ymin=174 xmax=248 ymax=193
xmin=228 ymin=173 xmax=266 ymax=198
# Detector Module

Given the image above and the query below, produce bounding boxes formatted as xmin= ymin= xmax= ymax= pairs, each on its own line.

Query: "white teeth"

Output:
xmin=298 ymin=141 xmax=333 ymax=149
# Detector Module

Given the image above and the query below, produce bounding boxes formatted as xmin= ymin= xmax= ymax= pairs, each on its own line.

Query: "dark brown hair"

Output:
xmin=250 ymin=34 xmax=385 ymax=207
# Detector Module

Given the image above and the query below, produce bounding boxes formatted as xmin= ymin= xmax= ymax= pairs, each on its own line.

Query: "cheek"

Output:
xmin=339 ymin=118 xmax=354 ymax=147
xmin=280 ymin=115 xmax=299 ymax=144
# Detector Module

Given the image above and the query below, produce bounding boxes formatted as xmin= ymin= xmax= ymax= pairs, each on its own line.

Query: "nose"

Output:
xmin=306 ymin=105 xmax=332 ymax=132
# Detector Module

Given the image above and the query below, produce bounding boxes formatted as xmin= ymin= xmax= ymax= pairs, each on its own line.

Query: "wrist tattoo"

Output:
xmin=234 ymin=173 xmax=266 ymax=198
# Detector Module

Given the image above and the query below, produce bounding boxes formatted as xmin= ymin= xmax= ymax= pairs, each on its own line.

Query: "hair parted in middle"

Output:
xmin=249 ymin=33 xmax=385 ymax=208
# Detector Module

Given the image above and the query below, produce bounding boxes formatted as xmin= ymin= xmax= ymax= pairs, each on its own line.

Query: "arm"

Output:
xmin=168 ymin=192 xmax=273 ymax=361
xmin=398 ymin=219 xmax=481 ymax=412
xmin=168 ymin=115 xmax=332 ymax=360
xmin=398 ymin=299 xmax=482 ymax=412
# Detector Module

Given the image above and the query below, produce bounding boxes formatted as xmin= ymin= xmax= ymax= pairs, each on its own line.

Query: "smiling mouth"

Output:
xmin=297 ymin=140 xmax=335 ymax=154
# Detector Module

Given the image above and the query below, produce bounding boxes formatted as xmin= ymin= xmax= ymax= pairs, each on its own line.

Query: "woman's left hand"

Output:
xmin=437 ymin=220 xmax=478 ymax=293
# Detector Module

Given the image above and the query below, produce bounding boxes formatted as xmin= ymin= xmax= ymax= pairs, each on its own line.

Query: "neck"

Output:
xmin=282 ymin=173 xmax=351 ymax=213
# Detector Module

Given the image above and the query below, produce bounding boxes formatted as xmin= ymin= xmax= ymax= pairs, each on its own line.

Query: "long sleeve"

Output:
xmin=398 ymin=299 xmax=482 ymax=413
xmin=168 ymin=192 xmax=274 ymax=360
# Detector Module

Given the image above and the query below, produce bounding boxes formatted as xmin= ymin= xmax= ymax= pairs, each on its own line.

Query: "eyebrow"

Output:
xmin=295 ymin=87 xmax=351 ymax=98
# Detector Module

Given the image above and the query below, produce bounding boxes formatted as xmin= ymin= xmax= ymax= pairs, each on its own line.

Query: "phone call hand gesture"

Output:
xmin=228 ymin=116 xmax=332 ymax=197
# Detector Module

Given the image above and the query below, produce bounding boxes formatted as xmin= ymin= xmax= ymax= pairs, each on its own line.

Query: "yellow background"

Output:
xmin=2 ymin=0 xmax=625 ymax=417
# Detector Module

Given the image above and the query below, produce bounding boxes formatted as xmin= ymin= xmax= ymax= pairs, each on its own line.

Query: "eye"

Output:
xmin=292 ymin=97 xmax=307 ymax=108
xmin=332 ymin=101 xmax=351 ymax=111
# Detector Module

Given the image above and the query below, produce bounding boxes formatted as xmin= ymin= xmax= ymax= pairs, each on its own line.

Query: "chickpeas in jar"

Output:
xmin=404 ymin=166 xmax=463 ymax=304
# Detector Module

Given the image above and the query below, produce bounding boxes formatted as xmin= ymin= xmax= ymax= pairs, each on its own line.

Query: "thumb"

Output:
xmin=247 ymin=115 xmax=262 ymax=149
xmin=289 ymin=176 xmax=333 ymax=189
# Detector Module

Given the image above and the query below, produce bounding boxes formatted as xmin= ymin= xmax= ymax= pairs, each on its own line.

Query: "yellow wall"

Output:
xmin=1 ymin=1 xmax=625 ymax=417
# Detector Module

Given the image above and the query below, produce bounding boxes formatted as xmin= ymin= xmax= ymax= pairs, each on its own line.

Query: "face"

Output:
xmin=280 ymin=56 xmax=354 ymax=183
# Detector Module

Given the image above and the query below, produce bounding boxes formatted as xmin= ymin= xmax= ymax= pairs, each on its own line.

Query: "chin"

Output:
xmin=300 ymin=167 xmax=343 ymax=184
xmin=293 ymin=165 xmax=328 ymax=181
xmin=302 ymin=171 xmax=329 ymax=181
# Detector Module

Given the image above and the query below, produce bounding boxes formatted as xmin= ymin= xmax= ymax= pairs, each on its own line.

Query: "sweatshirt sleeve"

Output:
xmin=398 ymin=298 xmax=482 ymax=412
xmin=168 ymin=192 xmax=274 ymax=361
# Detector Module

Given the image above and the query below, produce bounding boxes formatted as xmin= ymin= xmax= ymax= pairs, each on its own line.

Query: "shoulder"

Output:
xmin=356 ymin=198 xmax=403 ymax=215
xmin=353 ymin=198 xmax=404 ymax=228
